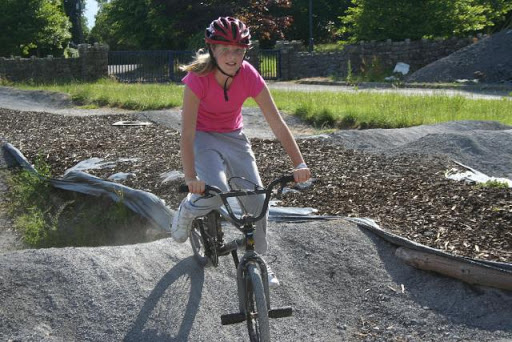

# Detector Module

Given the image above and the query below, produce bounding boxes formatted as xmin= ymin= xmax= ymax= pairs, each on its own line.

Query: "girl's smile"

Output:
xmin=213 ymin=45 xmax=246 ymax=73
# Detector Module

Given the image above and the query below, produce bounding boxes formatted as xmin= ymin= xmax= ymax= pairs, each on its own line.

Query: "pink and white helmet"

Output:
xmin=205 ymin=17 xmax=251 ymax=47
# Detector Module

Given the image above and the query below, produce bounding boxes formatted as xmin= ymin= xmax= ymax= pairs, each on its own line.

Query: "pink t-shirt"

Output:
xmin=182 ymin=61 xmax=265 ymax=132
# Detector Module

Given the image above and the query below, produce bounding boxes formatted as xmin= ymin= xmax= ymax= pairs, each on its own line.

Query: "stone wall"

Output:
xmin=0 ymin=36 xmax=485 ymax=82
xmin=0 ymin=44 xmax=109 ymax=83
xmin=277 ymin=36 xmax=483 ymax=80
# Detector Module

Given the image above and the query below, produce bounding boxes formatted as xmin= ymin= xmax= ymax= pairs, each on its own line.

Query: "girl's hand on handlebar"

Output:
xmin=186 ymin=177 xmax=206 ymax=194
xmin=293 ymin=164 xmax=311 ymax=184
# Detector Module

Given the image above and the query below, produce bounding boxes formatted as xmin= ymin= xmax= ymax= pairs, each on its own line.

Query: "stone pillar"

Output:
xmin=280 ymin=48 xmax=290 ymax=80
xmin=78 ymin=43 xmax=109 ymax=81
xmin=274 ymin=40 xmax=303 ymax=80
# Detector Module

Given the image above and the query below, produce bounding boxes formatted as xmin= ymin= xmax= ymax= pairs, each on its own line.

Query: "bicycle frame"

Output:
xmin=180 ymin=174 xmax=296 ymax=334
xmin=205 ymin=175 xmax=294 ymax=312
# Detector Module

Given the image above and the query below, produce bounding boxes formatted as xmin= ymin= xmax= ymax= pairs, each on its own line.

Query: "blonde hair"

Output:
xmin=180 ymin=48 xmax=216 ymax=76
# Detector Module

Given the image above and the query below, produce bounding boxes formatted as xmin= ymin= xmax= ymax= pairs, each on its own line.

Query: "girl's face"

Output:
xmin=212 ymin=44 xmax=246 ymax=74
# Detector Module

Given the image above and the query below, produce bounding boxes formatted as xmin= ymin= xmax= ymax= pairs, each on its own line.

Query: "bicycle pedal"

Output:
xmin=221 ymin=312 xmax=246 ymax=325
xmin=268 ymin=306 xmax=293 ymax=319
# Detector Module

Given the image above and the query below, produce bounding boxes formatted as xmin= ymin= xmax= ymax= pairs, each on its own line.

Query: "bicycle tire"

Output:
xmin=246 ymin=263 xmax=270 ymax=342
xmin=189 ymin=212 xmax=220 ymax=267
xmin=189 ymin=220 xmax=211 ymax=267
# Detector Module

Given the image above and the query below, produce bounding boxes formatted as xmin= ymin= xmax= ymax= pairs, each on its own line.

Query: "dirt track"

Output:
xmin=0 ymin=86 xmax=511 ymax=341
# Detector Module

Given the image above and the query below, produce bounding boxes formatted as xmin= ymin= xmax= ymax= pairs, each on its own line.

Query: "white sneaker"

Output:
xmin=267 ymin=265 xmax=280 ymax=288
xmin=171 ymin=199 xmax=196 ymax=243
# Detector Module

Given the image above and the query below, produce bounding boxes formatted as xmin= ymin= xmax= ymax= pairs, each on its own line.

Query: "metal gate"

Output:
xmin=108 ymin=50 xmax=194 ymax=83
xmin=258 ymin=49 xmax=281 ymax=80
xmin=108 ymin=49 xmax=281 ymax=82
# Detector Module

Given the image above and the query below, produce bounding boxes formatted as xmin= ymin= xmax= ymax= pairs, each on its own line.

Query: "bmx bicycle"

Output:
xmin=178 ymin=174 xmax=297 ymax=342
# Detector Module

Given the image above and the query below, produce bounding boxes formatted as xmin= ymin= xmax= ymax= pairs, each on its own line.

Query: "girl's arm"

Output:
xmin=180 ymin=86 xmax=205 ymax=194
xmin=254 ymin=84 xmax=311 ymax=183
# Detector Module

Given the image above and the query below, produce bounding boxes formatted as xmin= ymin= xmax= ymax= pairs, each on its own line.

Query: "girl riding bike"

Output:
xmin=171 ymin=16 xmax=311 ymax=286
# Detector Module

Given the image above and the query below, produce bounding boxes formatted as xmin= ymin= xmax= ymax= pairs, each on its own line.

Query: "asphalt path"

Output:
xmin=268 ymin=81 xmax=512 ymax=100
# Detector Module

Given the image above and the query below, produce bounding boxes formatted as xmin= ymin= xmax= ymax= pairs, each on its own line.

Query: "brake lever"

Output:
xmin=292 ymin=178 xmax=315 ymax=190
xmin=277 ymin=178 xmax=315 ymax=197
xmin=276 ymin=175 xmax=295 ymax=196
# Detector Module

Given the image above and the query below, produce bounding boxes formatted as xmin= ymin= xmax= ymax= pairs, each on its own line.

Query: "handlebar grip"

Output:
xmin=178 ymin=184 xmax=222 ymax=194
xmin=281 ymin=174 xmax=295 ymax=183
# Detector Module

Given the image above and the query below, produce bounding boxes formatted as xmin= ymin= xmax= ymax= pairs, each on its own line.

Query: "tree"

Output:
xmin=285 ymin=0 xmax=351 ymax=45
xmin=91 ymin=0 xmax=208 ymax=50
xmin=339 ymin=0 xmax=512 ymax=42
xmin=63 ymin=0 xmax=86 ymax=44
xmin=235 ymin=0 xmax=293 ymax=48
xmin=91 ymin=0 xmax=294 ymax=50
xmin=0 ymin=0 xmax=71 ymax=57
xmin=91 ymin=0 xmax=153 ymax=50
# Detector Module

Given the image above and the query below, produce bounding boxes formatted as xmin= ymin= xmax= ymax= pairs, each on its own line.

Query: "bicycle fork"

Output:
xmin=220 ymin=253 xmax=293 ymax=325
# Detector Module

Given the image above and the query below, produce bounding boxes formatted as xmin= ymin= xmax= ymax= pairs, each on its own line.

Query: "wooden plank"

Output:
xmin=395 ymin=247 xmax=512 ymax=291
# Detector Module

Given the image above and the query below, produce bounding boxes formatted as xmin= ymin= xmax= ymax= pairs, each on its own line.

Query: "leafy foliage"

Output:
xmin=88 ymin=0 xmax=512 ymax=50
xmin=0 ymin=0 xmax=72 ymax=57
xmin=285 ymin=0 xmax=351 ymax=45
xmin=63 ymin=0 xmax=87 ymax=44
xmin=339 ymin=0 xmax=512 ymax=42
xmin=236 ymin=0 xmax=293 ymax=48
xmin=91 ymin=0 xmax=293 ymax=50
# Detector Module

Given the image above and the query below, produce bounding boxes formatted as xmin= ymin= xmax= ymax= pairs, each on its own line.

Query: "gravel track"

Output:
xmin=0 ymin=86 xmax=511 ymax=341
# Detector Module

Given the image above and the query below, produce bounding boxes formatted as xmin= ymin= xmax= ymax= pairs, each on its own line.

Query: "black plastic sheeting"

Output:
xmin=4 ymin=141 xmax=511 ymax=287
xmin=4 ymin=142 xmax=173 ymax=231
xmin=2 ymin=142 xmax=338 ymax=232
xmin=349 ymin=217 xmax=512 ymax=274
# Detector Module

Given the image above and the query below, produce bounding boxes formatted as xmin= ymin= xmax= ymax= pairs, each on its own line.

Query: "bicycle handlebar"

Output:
xmin=178 ymin=183 xmax=222 ymax=194
xmin=178 ymin=174 xmax=296 ymax=226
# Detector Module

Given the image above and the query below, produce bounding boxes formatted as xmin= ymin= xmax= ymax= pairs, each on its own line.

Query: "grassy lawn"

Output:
xmin=6 ymin=78 xmax=512 ymax=128
xmin=257 ymin=90 xmax=512 ymax=128
xmin=12 ymin=79 xmax=184 ymax=111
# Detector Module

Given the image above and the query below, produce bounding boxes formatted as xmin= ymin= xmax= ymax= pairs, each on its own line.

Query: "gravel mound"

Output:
xmin=1 ymin=220 xmax=511 ymax=342
xmin=327 ymin=120 xmax=512 ymax=178
xmin=407 ymin=29 xmax=512 ymax=83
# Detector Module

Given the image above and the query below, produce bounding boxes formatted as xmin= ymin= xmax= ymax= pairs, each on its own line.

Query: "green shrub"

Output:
xmin=359 ymin=56 xmax=390 ymax=82
xmin=6 ymin=158 xmax=154 ymax=248
xmin=476 ymin=180 xmax=509 ymax=189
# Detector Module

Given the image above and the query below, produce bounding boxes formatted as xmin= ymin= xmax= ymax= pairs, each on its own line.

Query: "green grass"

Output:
xmin=247 ymin=90 xmax=512 ymax=128
xmin=476 ymin=179 xmax=510 ymax=189
xmin=5 ymin=78 xmax=512 ymax=128
xmin=5 ymin=158 xmax=153 ymax=248
xmin=12 ymin=78 xmax=183 ymax=110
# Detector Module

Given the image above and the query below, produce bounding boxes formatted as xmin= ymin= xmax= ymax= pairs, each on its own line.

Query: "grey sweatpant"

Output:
xmin=182 ymin=129 xmax=268 ymax=254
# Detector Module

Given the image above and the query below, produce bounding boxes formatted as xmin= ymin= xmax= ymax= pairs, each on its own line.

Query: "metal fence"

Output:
xmin=108 ymin=49 xmax=281 ymax=82
xmin=108 ymin=50 xmax=194 ymax=83
xmin=258 ymin=49 xmax=281 ymax=80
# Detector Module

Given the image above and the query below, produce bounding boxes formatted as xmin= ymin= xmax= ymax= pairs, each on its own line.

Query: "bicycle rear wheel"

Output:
xmin=189 ymin=211 xmax=220 ymax=267
xmin=189 ymin=220 xmax=211 ymax=266
xmin=246 ymin=263 xmax=270 ymax=342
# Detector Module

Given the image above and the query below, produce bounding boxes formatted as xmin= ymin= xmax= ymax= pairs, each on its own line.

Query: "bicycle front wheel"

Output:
xmin=245 ymin=263 xmax=270 ymax=342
